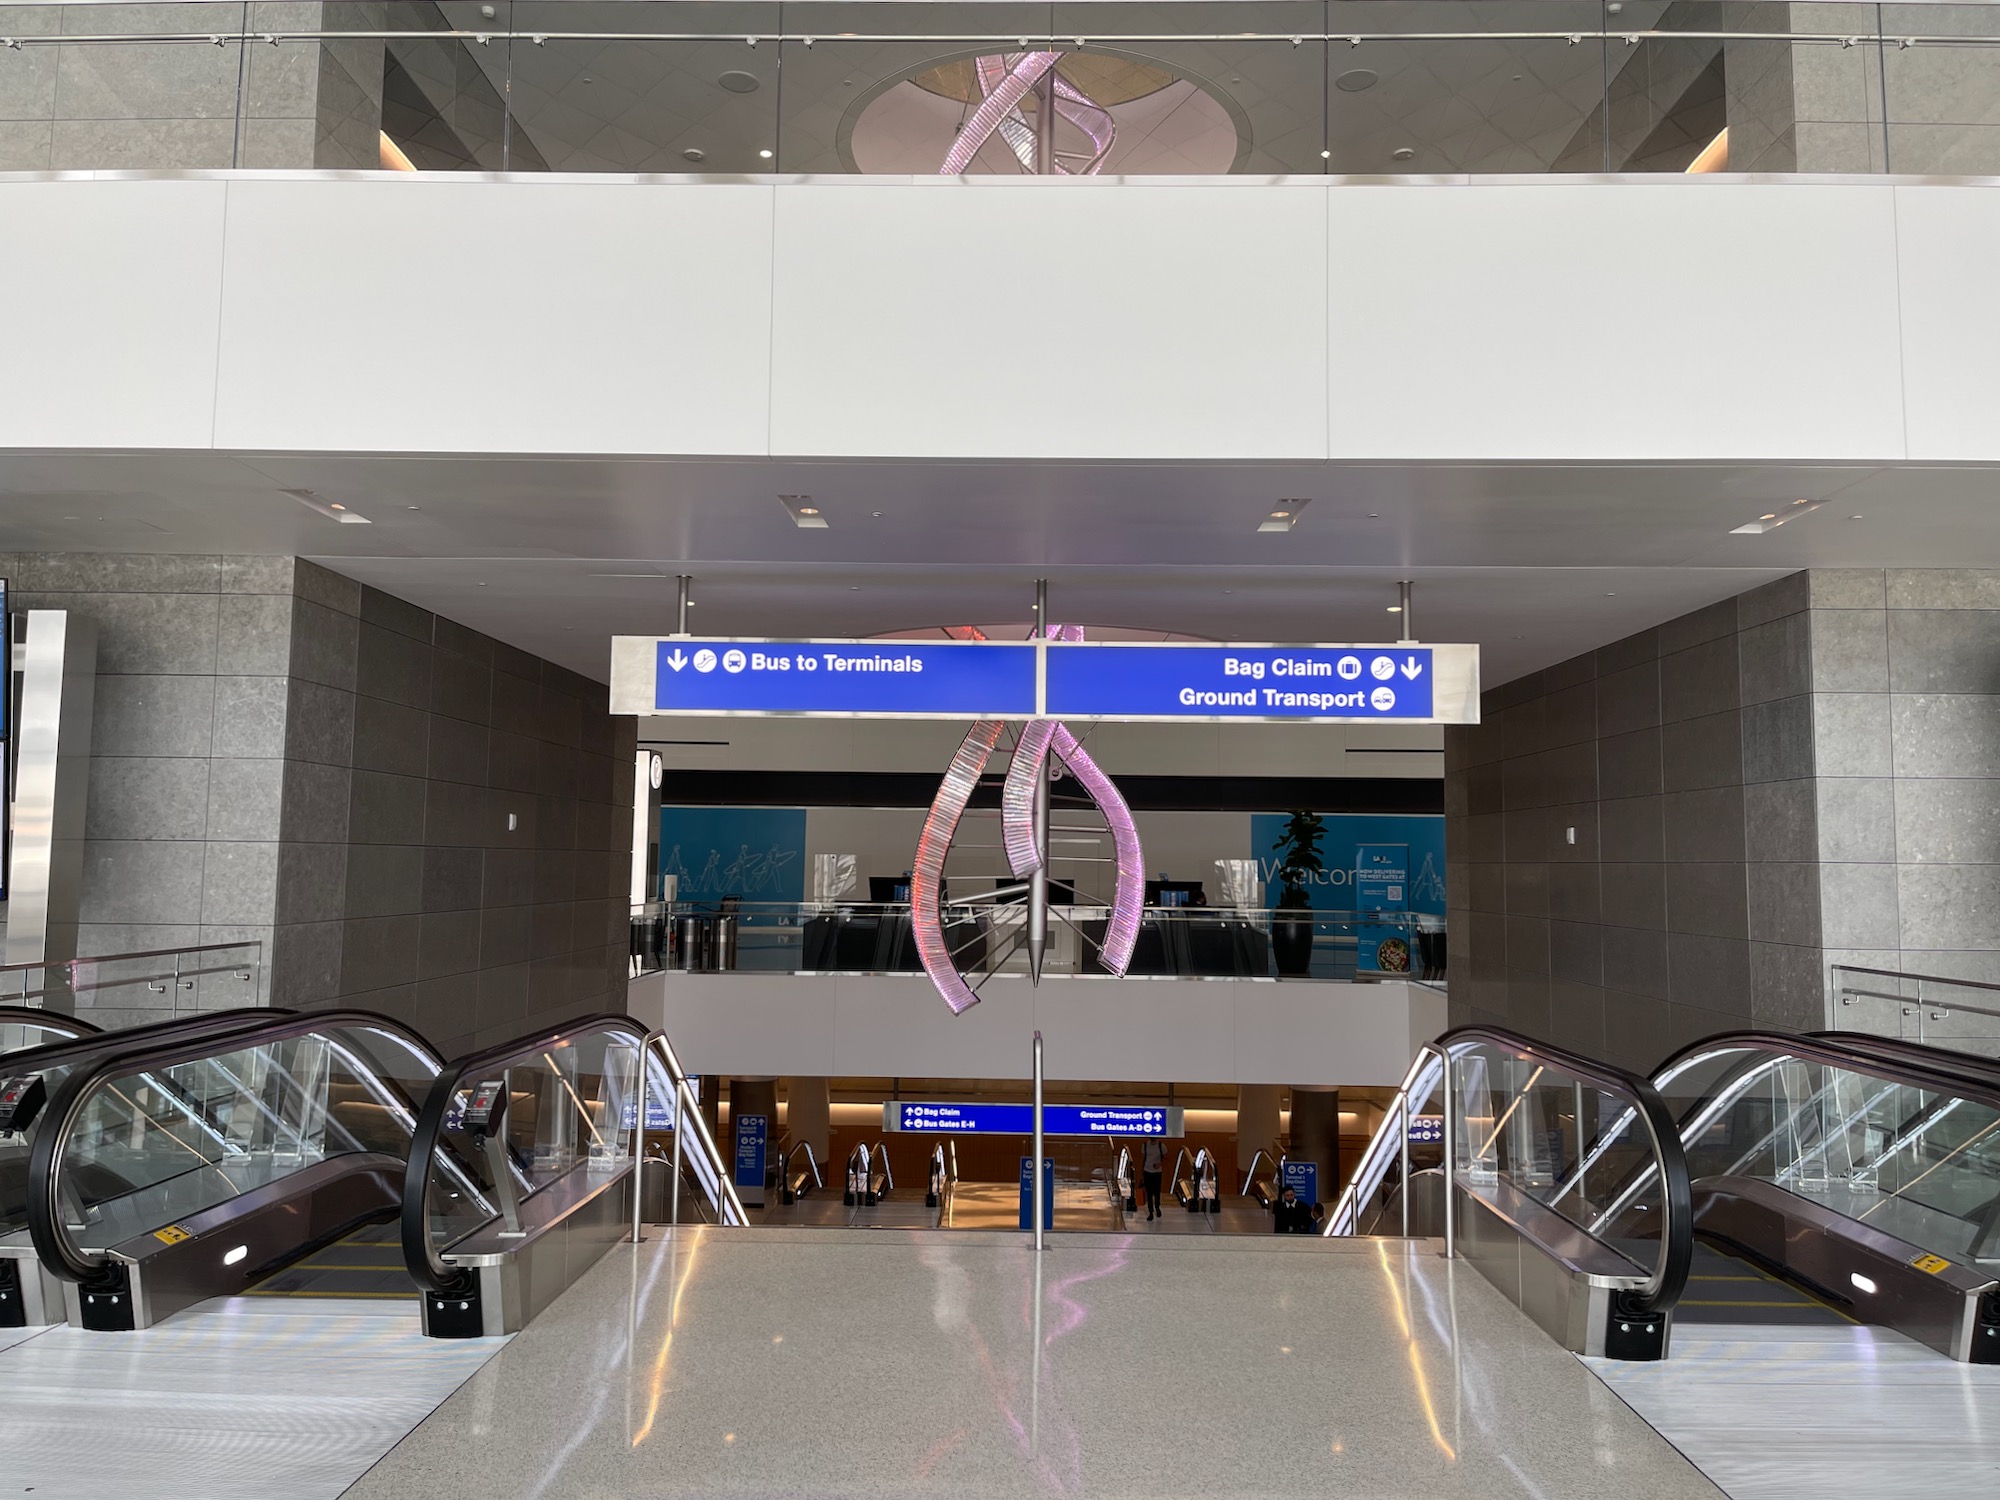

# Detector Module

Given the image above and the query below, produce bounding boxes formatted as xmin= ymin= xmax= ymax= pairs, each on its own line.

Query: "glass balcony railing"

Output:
xmin=0 ymin=943 xmax=263 ymax=1033
xmin=1832 ymin=964 xmax=2000 ymax=1061
xmin=4 ymin=1 xmax=1999 ymax=178
xmin=629 ymin=898 xmax=1443 ymax=981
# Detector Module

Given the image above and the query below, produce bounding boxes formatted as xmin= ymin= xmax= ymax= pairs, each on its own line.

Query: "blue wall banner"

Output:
xmin=658 ymin=806 xmax=807 ymax=906
xmin=887 ymin=1101 xmax=1184 ymax=1137
xmin=1250 ymin=814 xmax=1446 ymax=918
xmin=1018 ymin=1156 xmax=1056 ymax=1230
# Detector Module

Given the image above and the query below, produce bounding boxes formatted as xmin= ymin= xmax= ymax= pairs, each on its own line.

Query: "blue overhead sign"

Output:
xmin=652 ymin=639 xmax=1038 ymax=718
xmin=615 ymin=636 xmax=1476 ymax=722
xmin=888 ymin=1101 xmax=1182 ymax=1137
xmin=1044 ymin=644 xmax=1435 ymax=721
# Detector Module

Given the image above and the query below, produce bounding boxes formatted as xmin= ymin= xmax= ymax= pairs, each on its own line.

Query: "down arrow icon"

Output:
xmin=1400 ymin=656 xmax=1424 ymax=680
xmin=666 ymin=649 xmax=689 ymax=672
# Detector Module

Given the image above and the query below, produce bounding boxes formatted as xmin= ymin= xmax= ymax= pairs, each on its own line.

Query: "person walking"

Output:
xmin=1142 ymin=1137 xmax=1165 ymax=1221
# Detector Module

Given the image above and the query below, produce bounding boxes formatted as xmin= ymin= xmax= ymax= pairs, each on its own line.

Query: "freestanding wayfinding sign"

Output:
xmin=610 ymin=637 xmax=1479 ymax=723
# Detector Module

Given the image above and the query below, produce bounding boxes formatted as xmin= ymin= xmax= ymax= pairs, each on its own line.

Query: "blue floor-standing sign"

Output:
xmin=734 ymin=1112 xmax=768 ymax=1206
xmin=1018 ymin=1156 xmax=1056 ymax=1230
xmin=1281 ymin=1160 xmax=1319 ymax=1205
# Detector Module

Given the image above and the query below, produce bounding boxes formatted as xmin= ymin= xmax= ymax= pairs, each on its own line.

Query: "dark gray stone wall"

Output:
xmin=6 ymin=553 xmax=633 ymax=1052
xmin=1447 ymin=568 xmax=2000 ymax=1072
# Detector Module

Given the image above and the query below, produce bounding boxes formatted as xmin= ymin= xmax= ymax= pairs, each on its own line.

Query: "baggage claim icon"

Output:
xmin=910 ymin=624 xmax=1144 ymax=1014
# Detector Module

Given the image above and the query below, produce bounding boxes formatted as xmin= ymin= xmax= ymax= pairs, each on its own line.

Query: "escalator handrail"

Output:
xmin=26 ymin=1008 xmax=438 ymax=1285
xmin=1426 ymin=1025 xmax=1692 ymax=1313
xmin=0 ymin=1007 xmax=285 ymax=1082
xmin=1805 ymin=1029 xmax=2000 ymax=1090
xmin=401 ymin=1012 xmax=649 ymax=1293
xmin=0 ymin=1005 xmax=99 ymax=1042
xmin=1656 ymin=1028 xmax=2000 ymax=1111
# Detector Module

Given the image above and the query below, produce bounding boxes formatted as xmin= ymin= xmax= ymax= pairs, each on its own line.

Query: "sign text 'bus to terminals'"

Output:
xmin=610 ymin=637 xmax=1479 ymax=723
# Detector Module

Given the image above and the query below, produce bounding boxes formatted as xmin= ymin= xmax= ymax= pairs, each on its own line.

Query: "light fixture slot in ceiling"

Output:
xmin=781 ymin=494 xmax=829 ymax=529
xmin=1259 ymin=498 xmax=1310 ymax=533
xmin=1731 ymin=497 xmax=1826 ymax=535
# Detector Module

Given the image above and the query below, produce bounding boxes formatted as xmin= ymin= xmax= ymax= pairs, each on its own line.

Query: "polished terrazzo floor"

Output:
xmin=342 ymin=1228 xmax=1727 ymax=1499
xmin=1595 ymin=1321 xmax=2000 ymax=1500
xmin=0 ymin=1295 xmax=504 ymax=1499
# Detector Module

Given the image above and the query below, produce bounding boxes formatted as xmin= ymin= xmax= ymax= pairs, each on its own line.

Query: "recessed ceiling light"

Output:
xmin=1335 ymin=69 xmax=1379 ymax=92
xmin=1850 ymin=514 xmax=1864 ymax=520
xmin=1606 ymin=592 xmax=1617 ymax=597
xmin=1391 ymin=146 xmax=1416 ymax=161
xmin=683 ymin=147 xmax=706 ymax=162
xmin=780 ymin=494 xmax=828 ymax=529
xmin=1386 ymin=605 xmax=1402 ymax=613
xmin=1260 ymin=498 xmax=1310 ymax=533
xmin=282 ymin=488 xmax=370 ymax=525
xmin=718 ymin=70 xmax=761 ymax=93
xmin=759 ymin=149 xmax=774 ymax=159
xmin=1732 ymin=498 xmax=1827 ymax=534
xmin=871 ymin=510 xmax=883 ymax=518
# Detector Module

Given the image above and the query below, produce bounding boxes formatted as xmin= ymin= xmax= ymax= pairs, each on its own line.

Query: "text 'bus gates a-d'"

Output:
xmin=609 ymin=637 xmax=1480 ymax=723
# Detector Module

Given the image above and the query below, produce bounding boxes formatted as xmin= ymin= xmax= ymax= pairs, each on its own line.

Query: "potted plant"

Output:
xmin=1269 ymin=810 xmax=1325 ymax=977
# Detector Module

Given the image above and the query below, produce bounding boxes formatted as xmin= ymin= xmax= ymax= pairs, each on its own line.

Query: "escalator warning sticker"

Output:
xmin=1912 ymin=1253 xmax=1951 ymax=1275
xmin=153 ymin=1226 xmax=191 ymax=1246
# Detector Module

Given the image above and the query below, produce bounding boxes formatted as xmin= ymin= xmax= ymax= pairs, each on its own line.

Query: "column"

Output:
xmin=783 ymin=1077 xmax=831 ymax=1160
xmin=1287 ymin=1086 xmax=1341 ymax=1201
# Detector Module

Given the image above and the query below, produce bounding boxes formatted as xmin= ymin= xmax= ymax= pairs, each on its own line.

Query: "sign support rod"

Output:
xmin=675 ymin=576 xmax=692 ymax=637
xmin=1027 ymin=578 xmax=1050 ymax=983
xmin=1397 ymin=580 xmax=1415 ymax=645
xmin=1032 ymin=1029 xmax=1046 ymax=1253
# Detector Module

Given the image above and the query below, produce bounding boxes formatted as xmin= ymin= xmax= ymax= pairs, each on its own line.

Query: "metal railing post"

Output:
xmin=632 ymin=1044 xmax=648 ymax=1246
xmin=1398 ymin=1088 xmax=1411 ymax=1237
xmin=1440 ymin=1048 xmax=1456 ymax=1258
xmin=671 ymin=1081 xmax=686 ymax=1229
xmin=1032 ymin=1029 xmax=1045 ymax=1252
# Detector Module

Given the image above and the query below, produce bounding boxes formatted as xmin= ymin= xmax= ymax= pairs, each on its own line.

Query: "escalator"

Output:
xmin=1329 ymin=1024 xmax=2000 ymax=1363
xmin=15 ymin=1009 xmax=740 ymax=1336
xmin=0 ymin=1006 xmax=98 ymax=1056
xmin=0 ymin=1008 xmax=289 ymax=1325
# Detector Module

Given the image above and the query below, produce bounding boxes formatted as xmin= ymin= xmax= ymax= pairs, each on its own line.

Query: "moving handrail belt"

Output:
xmin=398 ymin=1012 xmax=651 ymax=1294
xmin=23 ymin=1008 xmax=437 ymax=1288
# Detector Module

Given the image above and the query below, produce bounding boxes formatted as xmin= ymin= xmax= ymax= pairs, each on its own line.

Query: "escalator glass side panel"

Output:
xmin=1452 ymin=1035 xmax=1686 ymax=1296
xmin=0 ymin=1006 xmax=97 ymax=1054
xmin=1657 ymin=1040 xmax=2000 ymax=1270
xmin=402 ymin=1015 xmax=645 ymax=1292
xmin=26 ymin=1011 xmax=441 ymax=1287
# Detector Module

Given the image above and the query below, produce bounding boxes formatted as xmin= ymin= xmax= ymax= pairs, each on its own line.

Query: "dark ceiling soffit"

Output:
xmin=658 ymin=771 xmax=1442 ymax=814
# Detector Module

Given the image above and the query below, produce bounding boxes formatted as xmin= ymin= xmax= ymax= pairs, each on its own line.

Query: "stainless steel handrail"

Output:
xmin=642 ymin=1031 xmax=744 ymax=1231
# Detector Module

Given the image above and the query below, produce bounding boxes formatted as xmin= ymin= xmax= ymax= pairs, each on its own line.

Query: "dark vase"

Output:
xmin=1272 ymin=907 xmax=1315 ymax=977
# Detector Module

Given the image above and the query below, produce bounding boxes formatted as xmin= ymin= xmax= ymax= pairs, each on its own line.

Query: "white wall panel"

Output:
xmin=0 ymin=180 xmax=226 ymax=450
xmin=629 ymin=970 xmax=1439 ymax=1087
xmin=1893 ymin=185 xmax=2000 ymax=461
xmin=210 ymin=178 xmax=777 ymax=455
xmin=1326 ymin=182 xmax=1909 ymax=462
xmin=766 ymin=179 xmax=1332 ymax=461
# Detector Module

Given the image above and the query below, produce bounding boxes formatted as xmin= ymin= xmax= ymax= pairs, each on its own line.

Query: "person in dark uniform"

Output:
xmin=1272 ymin=1183 xmax=1321 ymax=1234
xmin=1142 ymin=1138 xmax=1166 ymax=1221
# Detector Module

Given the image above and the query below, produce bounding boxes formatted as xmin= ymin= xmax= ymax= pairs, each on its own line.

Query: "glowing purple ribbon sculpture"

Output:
xmin=940 ymin=52 xmax=1115 ymax=176
xmin=911 ymin=630 xmax=1144 ymax=1014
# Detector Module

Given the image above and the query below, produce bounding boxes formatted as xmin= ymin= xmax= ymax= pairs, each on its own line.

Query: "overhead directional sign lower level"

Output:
xmin=884 ymin=1100 xmax=1185 ymax=1138
xmin=611 ymin=636 xmax=1479 ymax=722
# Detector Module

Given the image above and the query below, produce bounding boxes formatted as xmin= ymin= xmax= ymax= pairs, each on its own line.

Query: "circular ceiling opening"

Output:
xmin=847 ymin=50 xmax=1243 ymax=175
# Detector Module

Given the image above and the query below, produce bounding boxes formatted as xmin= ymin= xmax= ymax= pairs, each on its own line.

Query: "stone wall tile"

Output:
xmin=359 ymin=584 xmax=435 ymax=643
xmin=1666 ymin=861 xmax=1750 ymax=939
xmin=1884 ymin=569 xmax=2000 ymax=610
xmin=85 ymin=756 xmax=209 ymax=841
xmin=423 ymin=846 xmax=483 ymax=912
xmin=1549 ymin=920 xmax=1602 ymax=985
xmin=70 ymin=591 xmax=220 ymax=675
xmin=431 ymin=650 xmax=493 ymax=725
xmin=1599 ymin=727 xmax=1663 ymax=799
xmin=1596 ymin=661 xmax=1661 ymax=737
xmin=213 ymin=676 xmax=289 ymax=758
xmin=1667 ymin=932 xmax=1752 ymax=1015
xmin=1466 ymin=811 xmax=1504 ymax=863
xmin=1738 ymin=571 xmax=1809 ymax=628
xmin=346 ymin=843 xmax=423 ymax=919
xmin=1816 ymin=777 xmax=1895 ymax=863
xmin=200 ymin=840 xmax=280 ymax=924
xmin=1663 ymin=708 xmax=1744 ymax=792
xmin=1469 ymin=863 xmax=1505 ymax=914
xmin=1890 ymin=694 xmax=2000 ymax=778
xmin=418 ymin=908 xmax=482 ymax=979
xmin=215 ymin=592 xmax=294 ymax=676
xmin=1600 ymin=794 xmax=1664 ymax=862
xmin=1467 ymin=761 xmax=1503 ymax=815
xmin=1602 ymin=925 xmax=1670 ymax=1000
xmin=1547 ymin=862 xmax=1601 ymax=923
xmin=1894 ymin=778 xmax=2000 ymax=864
xmin=91 ymin=675 xmax=216 ymax=758
xmin=221 ymin=556 xmax=297 ymax=595
xmin=353 ymin=694 xmax=430 ymax=778
xmin=14 ymin=553 xmax=219 ymax=594
xmin=281 ymin=759 xmax=351 ymax=845
xmin=289 ymin=597 xmax=361 ymax=691
xmin=1659 ymin=597 xmax=1741 ymax=656
xmin=1751 ymin=940 xmax=1827 ymax=1031
xmin=1548 ymin=980 xmax=1606 ymax=1056
xmin=275 ymin=840 xmax=347 ymax=925
xmin=1811 ymin=608 xmax=1890 ymax=693
xmin=349 ymin=769 xmax=426 ymax=845
xmin=206 ymin=758 xmax=285 ymax=841
xmin=1742 ymin=695 xmax=1815 ymax=783
xmin=1888 ymin=609 xmax=2000 ymax=694
xmin=1898 ymin=863 xmax=2000 ymax=950
xmin=1820 ymin=861 xmax=1900 ymax=948
xmin=340 ymin=914 xmax=420 ymax=993
xmin=1661 ymin=635 xmax=1741 ymax=723
xmin=1744 ymin=778 xmax=1818 ymax=863
xmin=1739 ymin=612 xmax=1811 ymax=705
xmin=1601 ymin=861 xmax=1666 ymax=930
xmin=357 ymin=621 xmax=433 ymax=709
xmin=284 ymin=677 xmax=356 ymax=766
xmin=1748 ymin=861 xmax=1823 ymax=947
xmin=78 ymin=840 xmax=205 ymax=925
xmin=1814 ymin=693 xmax=1893 ymax=777
xmin=1663 ymin=785 xmax=1746 ymax=863
xmin=292 ymin=559 xmax=362 ymax=616
xmin=1808 ymin=569 xmax=1886 ymax=610
xmin=1596 ymin=627 xmax=1660 ymax=675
